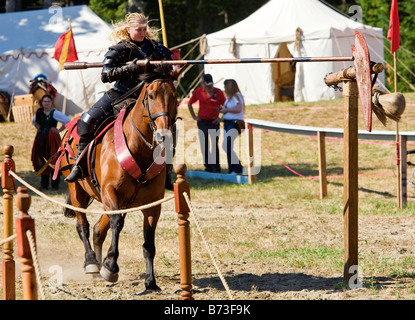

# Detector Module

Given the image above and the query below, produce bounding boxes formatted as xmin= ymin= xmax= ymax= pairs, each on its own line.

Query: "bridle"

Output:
xmin=129 ymin=78 xmax=177 ymax=149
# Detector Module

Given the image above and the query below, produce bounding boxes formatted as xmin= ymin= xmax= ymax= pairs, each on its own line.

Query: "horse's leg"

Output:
xmin=100 ymin=213 xmax=125 ymax=283
xmin=68 ymin=183 xmax=100 ymax=273
xmin=75 ymin=212 xmax=100 ymax=273
xmin=142 ymin=206 xmax=161 ymax=290
xmin=92 ymin=214 xmax=110 ymax=267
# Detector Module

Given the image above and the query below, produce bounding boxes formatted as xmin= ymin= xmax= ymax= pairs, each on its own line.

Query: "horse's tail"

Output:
xmin=63 ymin=192 xmax=93 ymax=218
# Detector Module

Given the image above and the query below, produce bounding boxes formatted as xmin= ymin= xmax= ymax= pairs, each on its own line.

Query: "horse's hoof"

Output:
xmin=100 ymin=266 xmax=119 ymax=283
xmin=85 ymin=264 xmax=100 ymax=274
xmin=146 ymin=283 xmax=161 ymax=291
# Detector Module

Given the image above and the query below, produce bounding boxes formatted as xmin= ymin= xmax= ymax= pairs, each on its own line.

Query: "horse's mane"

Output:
xmin=139 ymin=63 xmax=173 ymax=83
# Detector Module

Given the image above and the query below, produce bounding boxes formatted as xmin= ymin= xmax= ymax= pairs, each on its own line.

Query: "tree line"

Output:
xmin=89 ymin=0 xmax=415 ymax=94
xmin=2 ymin=0 xmax=414 ymax=93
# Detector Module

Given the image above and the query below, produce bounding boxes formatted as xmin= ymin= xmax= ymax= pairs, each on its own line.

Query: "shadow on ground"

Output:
xmin=193 ymin=272 xmax=399 ymax=295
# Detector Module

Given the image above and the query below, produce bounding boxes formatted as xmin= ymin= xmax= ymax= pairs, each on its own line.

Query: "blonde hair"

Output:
xmin=224 ymin=79 xmax=241 ymax=99
xmin=109 ymin=13 xmax=160 ymax=44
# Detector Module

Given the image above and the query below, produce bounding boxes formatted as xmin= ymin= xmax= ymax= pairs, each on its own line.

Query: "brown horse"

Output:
xmin=60 ymin=64 xmax=180 ymax=289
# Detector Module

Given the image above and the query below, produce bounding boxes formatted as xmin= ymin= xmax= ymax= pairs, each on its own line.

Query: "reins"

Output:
xmin=130 ymin=78 xmax=177 ymax=149
xmin=128 ymin=111 xmax=153 ymax=149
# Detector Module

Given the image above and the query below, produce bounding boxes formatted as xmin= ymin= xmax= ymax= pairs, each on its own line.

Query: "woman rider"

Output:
xmin=65 ymin=13 xmax=173 ymax=186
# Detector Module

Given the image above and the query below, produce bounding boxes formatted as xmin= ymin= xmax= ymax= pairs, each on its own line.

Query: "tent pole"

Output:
xmin=8 ymin=51 xmax=23 ymax=121
xmin=78 ymin=70 xmax=90 ymax=110
xmin=62 ymin=71 xmax=68 ymax=114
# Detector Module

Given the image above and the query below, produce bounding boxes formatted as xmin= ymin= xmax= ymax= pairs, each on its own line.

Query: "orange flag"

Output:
xmin=54 ymin=25 xmax=78 ymax=70
xmin=387 ymin=0 xmax=400 ymax=53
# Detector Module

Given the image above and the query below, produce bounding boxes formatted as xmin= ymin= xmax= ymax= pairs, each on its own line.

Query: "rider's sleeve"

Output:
xmin=152 ymin=42 xmax=173 ymax=61
xmin=101 ymin=43 xmax=138 ymax=83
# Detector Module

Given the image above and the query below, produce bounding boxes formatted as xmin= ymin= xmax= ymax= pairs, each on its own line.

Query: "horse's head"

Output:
xmin=139 ymin=63 xmax=181 ymax=147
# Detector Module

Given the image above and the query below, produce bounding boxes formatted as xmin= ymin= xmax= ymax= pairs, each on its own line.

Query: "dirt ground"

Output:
xmin=5 ymin=193 xmax=415 ymax=302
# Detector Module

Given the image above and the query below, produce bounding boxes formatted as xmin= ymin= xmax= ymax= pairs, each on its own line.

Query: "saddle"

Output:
xmin=50 ymin=102 xmax=166 ymax=199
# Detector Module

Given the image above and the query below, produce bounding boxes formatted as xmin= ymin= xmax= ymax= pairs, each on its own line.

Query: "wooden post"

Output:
xmin=2 ymin=145 xmax=15 ymax=300
xmin=342 ymin=80 xmax=359 ymax=283
xmin=317 ymin=131 xmax=327 ymax=199
xmin=173 ymin=164 xmax=193 ymax=300
xmin=15 ymin=186 xmax=38 ymax=300
xmin=400 ymin=135 xmax=407 ymax=207
xmin=245 ymin=122 xmax=256 ymax=184
xmin=396 ymin=123 xmax=401 ymax=208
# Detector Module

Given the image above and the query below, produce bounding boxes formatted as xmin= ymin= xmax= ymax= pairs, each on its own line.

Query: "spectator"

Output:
xmin=31 ymin=94 xmax=70 ymax=190
xmin=219 ymin=79 xmax=244 ymax=174
xmin=188 ymin=74 xmax=226 ymax=173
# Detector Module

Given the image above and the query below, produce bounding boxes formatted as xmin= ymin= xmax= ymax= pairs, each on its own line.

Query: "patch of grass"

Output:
xmin=247 ymin=246 xmax=343 ymax=270
xmin=237 ymin=241 xmax=254 ymax=247
xmin=3 ymin=93 xmax=415 ymax=299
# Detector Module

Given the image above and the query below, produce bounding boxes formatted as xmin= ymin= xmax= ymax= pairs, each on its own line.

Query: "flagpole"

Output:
xmin=63 ymin=16 xmax=71 ymax=114
xmin=394 ymin=51 xmax=401 ymax=208
xmin=158 ymin=0 xmax=168 ymax=47
xmin=66 ymin=16 xmax=89 ymax=110
xmin=387 ymin=0 xmax=401 ymax=208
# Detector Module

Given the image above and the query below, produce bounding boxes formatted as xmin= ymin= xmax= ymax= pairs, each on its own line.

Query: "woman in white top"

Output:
xmin=219 ymin=79 xmax=244 ymax=174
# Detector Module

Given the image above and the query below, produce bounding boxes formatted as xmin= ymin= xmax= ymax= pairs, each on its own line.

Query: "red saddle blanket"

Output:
xmin=52 ymin=115 xmax=116 ymax=180
xmin=53 ymin=108 xmax=165 ymax=185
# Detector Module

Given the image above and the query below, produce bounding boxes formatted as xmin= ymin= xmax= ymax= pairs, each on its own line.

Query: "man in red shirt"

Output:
xmin=188 ymin=74 xmax=226 ymax=173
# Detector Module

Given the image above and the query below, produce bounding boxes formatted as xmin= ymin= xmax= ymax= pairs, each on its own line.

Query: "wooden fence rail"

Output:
xmin=244 ymin=118 xmax=415 ymax=205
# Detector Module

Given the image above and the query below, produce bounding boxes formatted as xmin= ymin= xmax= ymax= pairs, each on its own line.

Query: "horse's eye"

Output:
xmin=148 ymin=93 xmax=155 ymax=99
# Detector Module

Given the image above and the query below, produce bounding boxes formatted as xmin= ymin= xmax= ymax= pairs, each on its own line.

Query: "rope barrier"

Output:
xmin=1 ymin=231 xmax=45 ymax=300
xmin=9 ymin=170 xmax=175 ymax=215
xmin=0 ymin=234 xmax=16 ymax=247
xmin=265 ymin=145 xmax=394 ymax=181
xmin=26 ymin=229 xmax=45 ymax=300
xmin=5 ymin=169 xmax=230 ymax=300
xmin=169 ymin=34 xmax=205 ymax=50
xmin=182 ymin=192 xmax=234 ymax=300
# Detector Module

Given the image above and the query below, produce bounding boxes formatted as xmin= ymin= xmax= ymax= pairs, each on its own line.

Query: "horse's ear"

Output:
xmin=170 ymin=66 xmax=184 ymax=81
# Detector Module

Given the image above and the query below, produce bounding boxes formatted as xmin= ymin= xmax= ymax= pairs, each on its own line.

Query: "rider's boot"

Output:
xmin=65 ymin=115 xmax=97 ymax=183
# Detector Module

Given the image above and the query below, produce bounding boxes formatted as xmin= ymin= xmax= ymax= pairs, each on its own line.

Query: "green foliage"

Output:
xmin=356 ymin=0 xmax=415 ymax=92
xmin=88 ymin=0 xmax=128 ymax=24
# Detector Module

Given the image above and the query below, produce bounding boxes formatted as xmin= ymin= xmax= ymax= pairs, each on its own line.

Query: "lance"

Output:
xmin=64 ymin=56 xmax=354 ymax=70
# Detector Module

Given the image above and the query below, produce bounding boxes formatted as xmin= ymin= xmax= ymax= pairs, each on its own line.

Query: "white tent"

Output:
xmin=204 ymin=0 xmax=384 ymax=105
xmin=0 ymin=5 xmax=113 ymax=116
